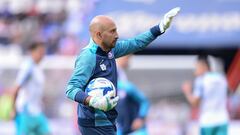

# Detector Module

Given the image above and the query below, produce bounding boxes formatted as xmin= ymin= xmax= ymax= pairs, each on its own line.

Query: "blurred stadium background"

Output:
xmin=0 ymin=0 xmax=240 ymax=135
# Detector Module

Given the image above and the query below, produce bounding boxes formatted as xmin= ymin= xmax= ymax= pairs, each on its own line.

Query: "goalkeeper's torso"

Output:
xmin=77 ymin=41 xmax=118 ymax=127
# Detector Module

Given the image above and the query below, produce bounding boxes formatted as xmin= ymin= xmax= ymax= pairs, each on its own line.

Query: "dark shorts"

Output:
xmin=79 ymin=125 xmax=116 ymax=135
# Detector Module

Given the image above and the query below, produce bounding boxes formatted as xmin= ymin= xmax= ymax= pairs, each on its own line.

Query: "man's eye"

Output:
xmin=111 ymin=30 xmax=116 ymax=33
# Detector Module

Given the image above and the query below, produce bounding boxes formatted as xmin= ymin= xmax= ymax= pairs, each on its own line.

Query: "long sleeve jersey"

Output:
xmin=66 ymin=26 xmax=161 ymax=127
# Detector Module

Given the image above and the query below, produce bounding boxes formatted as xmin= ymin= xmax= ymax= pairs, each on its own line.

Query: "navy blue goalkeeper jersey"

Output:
xmin=66 ymin=26 xmax=161 ymax=127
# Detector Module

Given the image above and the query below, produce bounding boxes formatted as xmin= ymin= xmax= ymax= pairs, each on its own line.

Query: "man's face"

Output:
xmin=194 ymin=61 xmax=206 ymax=76
xmin=101 ymin=23 xmax=119 ymax=50
xmin=35 ymin=45 xmax=46 ymax=63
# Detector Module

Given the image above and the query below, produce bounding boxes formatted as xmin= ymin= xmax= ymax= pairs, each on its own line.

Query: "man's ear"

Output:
xmin=96 ymin=32 xmax=102 ymax=40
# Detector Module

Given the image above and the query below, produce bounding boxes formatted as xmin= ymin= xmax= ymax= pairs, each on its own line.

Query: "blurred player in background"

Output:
xmin=116 ymin=55 xmax=149 ymax=135
xmin=11 ymin=41 xmax=50 ymax=135
xmin=182 ymin=55 xmax=229 ymax=135
xmin=66 ymin=7 xmax=180 ymax=135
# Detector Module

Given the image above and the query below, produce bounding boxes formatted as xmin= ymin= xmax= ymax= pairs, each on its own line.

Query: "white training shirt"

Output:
xmin=15 ymin=57 xmax=45 ymax=115
xmin=193 ymin=72 xmax=229 ymax=127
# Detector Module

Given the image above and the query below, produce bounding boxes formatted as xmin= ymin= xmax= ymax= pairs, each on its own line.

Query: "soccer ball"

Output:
xmin=86 ymin=78 xmax=116 ymax=97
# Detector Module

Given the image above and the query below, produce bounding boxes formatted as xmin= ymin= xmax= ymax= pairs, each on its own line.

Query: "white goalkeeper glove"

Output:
xmin=89 ymin=91 xmax=119 ymax=112
xmin=159 ymin=7 xmax=181 ymax=33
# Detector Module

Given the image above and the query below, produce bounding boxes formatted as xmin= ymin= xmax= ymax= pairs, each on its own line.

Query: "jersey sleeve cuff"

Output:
xmin=150 ymin=25 xmax=164 ymax=37
xmin=74 ymin=90 xmax=89 ymax=104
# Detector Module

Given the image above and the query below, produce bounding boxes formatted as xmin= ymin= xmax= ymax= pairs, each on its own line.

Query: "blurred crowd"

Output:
xmin=0 ymin=0 xmax=99 ymax=55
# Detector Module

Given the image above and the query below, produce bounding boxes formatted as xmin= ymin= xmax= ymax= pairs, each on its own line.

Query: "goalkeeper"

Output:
xmin=66 ymin=7 xmax=180 ymax=135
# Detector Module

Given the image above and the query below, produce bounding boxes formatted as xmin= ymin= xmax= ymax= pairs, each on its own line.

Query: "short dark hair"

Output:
xmin=28 ymin=41 xmax=45 ymax=51
xmin=197 ymin=55 xmax=210 ymax=69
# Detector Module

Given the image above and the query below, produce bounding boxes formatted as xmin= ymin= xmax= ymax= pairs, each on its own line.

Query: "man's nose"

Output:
xmin=115 ymin=32 xmax=119 ymax=39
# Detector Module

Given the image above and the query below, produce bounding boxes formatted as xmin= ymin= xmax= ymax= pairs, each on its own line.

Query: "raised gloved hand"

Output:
xmin=159 ymin=7 xmax=181 ymax=33
xmin=89 ymin=91 xmax=119 ymax=111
